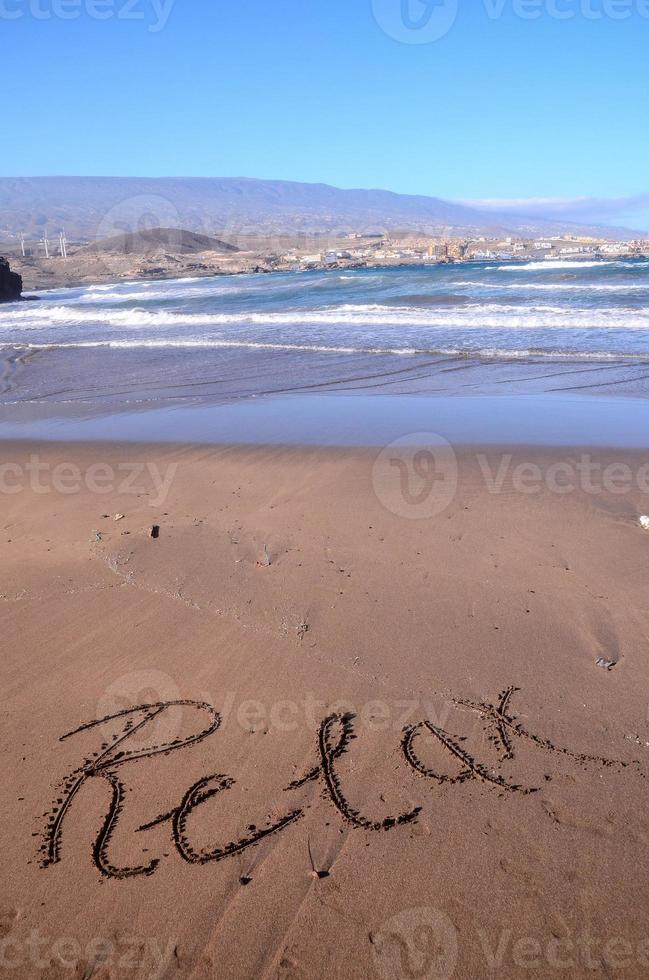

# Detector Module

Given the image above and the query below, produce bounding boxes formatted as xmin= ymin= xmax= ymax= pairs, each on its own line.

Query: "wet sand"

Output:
xmin=3 ymin=391 xmax=649 ymax=449
xmin=2 ymin=439 xmax=649 ymax=978
xmin=3 ymin=345 xmax=649 ymax=411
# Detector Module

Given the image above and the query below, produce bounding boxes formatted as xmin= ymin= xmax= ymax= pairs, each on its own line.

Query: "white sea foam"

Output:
xmin=454 ymin=281 xmax=649 ymax=292
xmin=496 ymin=260 xmax=618 ymax=271
xmin=2 ymin=301 xmax=648 ymax=332
xmin=4 ymin=339 xmax=643 ymax=363
xmin=77 ymin=284 xmax=237 ymax=304
xmin=496 ymin=260 xmax=649 ymax=272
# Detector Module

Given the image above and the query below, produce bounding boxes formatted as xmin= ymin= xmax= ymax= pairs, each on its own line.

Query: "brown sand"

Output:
xmin=2 ymin=441 xmax=649 ymax=979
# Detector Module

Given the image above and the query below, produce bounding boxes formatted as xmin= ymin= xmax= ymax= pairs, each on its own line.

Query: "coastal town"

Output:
xmin=2 ymin=227 xmax=648 ymax=292
xmin=281 ymin=232 xmax=649 ymax=269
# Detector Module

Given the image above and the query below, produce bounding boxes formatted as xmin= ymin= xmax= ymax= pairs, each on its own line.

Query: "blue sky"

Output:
xmin=2 ymin=0 xmax=648 ymax=213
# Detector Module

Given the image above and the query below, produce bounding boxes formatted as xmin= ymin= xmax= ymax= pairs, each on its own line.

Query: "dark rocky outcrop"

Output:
xmin=0 ymin=256 xmax=22 ymax=302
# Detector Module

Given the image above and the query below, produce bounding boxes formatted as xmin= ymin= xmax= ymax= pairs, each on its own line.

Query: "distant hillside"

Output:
xmin=0 ymin=176 xmax=635 ymax=240
xmin=84 ymin=227 xmax=239 ymax=254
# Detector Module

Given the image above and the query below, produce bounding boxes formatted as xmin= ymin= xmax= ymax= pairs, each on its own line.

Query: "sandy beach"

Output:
xmin=4 ymin=0 xmax=649 ymax=972
xmin=2 ymin=438 xmax=649 ymax=978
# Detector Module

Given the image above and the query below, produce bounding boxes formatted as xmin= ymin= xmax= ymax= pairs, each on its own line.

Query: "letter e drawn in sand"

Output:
xmin=137 ymin=773 xmax=305 ymax=866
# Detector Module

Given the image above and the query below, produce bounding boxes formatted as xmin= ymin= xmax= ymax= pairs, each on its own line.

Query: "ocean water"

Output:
xmin=2 ymin=259 xmax=649 ymax=409
xmin=3 ymin=258 xmax=649 ymax=357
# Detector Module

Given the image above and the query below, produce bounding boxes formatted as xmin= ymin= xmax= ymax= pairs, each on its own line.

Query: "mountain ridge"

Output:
xmin=0 ymin=176 xmax=637 ymax=241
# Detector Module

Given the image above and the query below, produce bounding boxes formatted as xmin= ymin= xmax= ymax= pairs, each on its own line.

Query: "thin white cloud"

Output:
xmin=462 ymin=194 xmax=649 ymax=224
xmin=460 ymin=196 xmax=594 ymax=209
xmin=457 ymin=195 xmax=649 ymax=228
